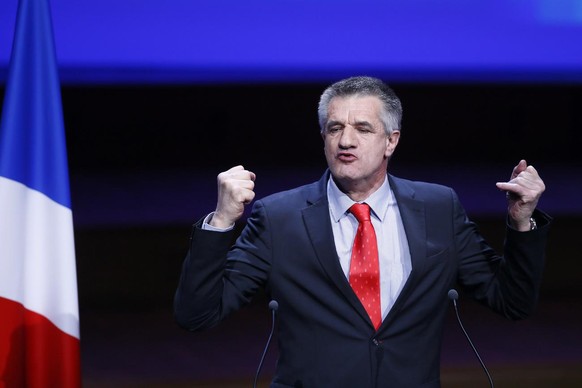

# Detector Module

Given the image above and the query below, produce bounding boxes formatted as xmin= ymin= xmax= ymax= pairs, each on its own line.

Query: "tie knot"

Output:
xmin=350 ymin=203 xmax=371 ymax=223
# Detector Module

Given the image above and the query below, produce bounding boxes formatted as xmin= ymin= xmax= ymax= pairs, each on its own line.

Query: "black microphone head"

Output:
xmin=268 ymin=300 xmax=279 ymax=311
xmin=448 ymin=289 xmax=459 ymax=301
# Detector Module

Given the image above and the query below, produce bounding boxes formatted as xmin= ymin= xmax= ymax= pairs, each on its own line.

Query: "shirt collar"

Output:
xmin=327 ymin=175 xmax=393 ymax=222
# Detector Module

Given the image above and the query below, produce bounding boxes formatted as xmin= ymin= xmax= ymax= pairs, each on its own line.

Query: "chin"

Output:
xmin=331 ymin=167 xmax=360 ymax=183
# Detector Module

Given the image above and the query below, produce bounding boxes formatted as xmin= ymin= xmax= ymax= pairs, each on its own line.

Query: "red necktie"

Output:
xmin=349 ymin=203 xmax=382 ymax=330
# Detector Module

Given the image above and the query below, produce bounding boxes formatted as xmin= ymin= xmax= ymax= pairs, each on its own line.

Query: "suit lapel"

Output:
xmin=302 ymin=171 xmax=372 ymax=325
xmin=380 ymin=175 xmax=427 ymax=328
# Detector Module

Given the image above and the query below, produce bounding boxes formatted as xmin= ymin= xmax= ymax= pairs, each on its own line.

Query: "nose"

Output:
xmin=338 ymin=126 xmax=357 ymax=149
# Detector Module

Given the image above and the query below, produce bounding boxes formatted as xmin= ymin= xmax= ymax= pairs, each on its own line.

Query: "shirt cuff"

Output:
xmin=201 ymin=212 xmax=235 ymax=232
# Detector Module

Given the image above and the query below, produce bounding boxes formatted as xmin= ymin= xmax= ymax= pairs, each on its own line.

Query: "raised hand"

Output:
xmin=210 ymin=165 xmax=256 ymax=228
xmin=496 ymin=160 xmax=545 ymax=231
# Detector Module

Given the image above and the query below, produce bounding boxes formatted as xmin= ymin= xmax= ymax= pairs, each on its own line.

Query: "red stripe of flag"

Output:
xmin=0 ymin=298 xmax=80 ymax=387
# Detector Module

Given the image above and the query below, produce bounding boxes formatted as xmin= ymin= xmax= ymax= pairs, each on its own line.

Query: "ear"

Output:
xmin=384 ymin=131 xmax=400 ymax=158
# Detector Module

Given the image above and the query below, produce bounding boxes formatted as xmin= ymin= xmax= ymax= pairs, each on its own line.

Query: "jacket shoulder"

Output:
xmin=260 ymin=179 xmax=321 ymax=208
xmin=389 ymin=174 xmax=455 ymax=199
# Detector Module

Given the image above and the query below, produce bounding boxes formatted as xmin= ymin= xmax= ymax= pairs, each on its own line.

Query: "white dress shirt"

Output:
xmin=327 ymin=175 xmax=412 ymax=319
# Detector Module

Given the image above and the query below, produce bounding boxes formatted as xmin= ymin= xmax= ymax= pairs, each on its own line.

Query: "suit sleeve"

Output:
xmin=452 ymin=189 xmax=552 ymax=320
xmin=174 ymin=200 xmax=272 ymax=331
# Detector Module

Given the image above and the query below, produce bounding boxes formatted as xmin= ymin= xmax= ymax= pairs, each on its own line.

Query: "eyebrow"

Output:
xmin=325 ymin=120 xmax=344 ymax=129
xmin=326 ymin=120 xmax=374 ymax=129
xmin=353 ymin=120 xmax=373 ymax=128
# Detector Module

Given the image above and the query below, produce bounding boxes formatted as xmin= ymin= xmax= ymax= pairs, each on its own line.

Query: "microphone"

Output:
xmin=448 ymin=289 xmax=495 ymax=388
xmin=253 ymin=300 xmax=278 ymax=388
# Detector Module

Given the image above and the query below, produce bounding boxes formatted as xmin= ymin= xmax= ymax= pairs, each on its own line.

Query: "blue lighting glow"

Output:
xmin=0 ymin=0 xmax=581 ymax=84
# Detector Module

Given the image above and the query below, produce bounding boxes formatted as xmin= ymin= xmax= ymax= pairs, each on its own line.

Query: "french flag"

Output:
xmin=0 ymin=0 xmax=81 ymax=386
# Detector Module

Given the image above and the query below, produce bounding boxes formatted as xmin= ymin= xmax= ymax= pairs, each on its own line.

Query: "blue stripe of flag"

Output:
xmin=0 ymin=0 xmax=71 ymax=209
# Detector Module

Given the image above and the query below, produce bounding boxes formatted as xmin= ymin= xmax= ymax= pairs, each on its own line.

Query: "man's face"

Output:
xmin=322 ymin=95 xmax=399 ymax=193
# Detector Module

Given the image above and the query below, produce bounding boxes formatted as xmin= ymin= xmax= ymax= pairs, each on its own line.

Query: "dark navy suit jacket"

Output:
xmin=174 ymin=171 xmax=550 ymax=387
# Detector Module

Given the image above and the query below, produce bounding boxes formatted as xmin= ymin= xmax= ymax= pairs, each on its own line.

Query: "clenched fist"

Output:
xmin=210 ymin=165 xmax=256 ymax=229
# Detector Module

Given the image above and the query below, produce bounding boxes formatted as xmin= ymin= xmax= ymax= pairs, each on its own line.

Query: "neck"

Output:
xmin=333 ymin=174 xmax=386 ymax=202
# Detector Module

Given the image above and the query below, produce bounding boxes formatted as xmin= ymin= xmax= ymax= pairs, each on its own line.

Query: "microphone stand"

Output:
xmin=448 ymin=289 xmax=494 ymax=388
xmin=253 ymin=300 xmax=278 ymax=388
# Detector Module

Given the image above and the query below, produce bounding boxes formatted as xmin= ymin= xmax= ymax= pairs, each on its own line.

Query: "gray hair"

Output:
xmin=318 ymin=76 xmax=403 ymax=135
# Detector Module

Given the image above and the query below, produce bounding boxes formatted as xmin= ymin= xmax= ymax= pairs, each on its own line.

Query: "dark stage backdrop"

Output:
xmin=2 ymin=82 xmax=582 ymax=386
xmin=61 ymin=83 xmax=582 ymax=174
xmin=1 ymin=81 xmax=581 ymax=301
xmin=40 ymin=81 xmax=581 ymax=303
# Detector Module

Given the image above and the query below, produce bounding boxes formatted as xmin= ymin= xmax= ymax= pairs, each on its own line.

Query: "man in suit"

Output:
xmin=174 ymin=76 xmax=550 ymax=387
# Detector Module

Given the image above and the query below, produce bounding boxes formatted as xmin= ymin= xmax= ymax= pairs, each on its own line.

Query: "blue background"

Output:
xmin=1 ymin=0 xmax=582 ymax=84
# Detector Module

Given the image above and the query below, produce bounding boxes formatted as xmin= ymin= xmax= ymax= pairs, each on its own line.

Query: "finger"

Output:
xmin=231 ymin=187 xmax=255 ymax=204
xmin=227 ymin=166 xmax=256 ymax=181
xmin=232 ymin=170 xmax=256 ymax=181
xmin=518 ymin=165 xmax=542 ymax=183
xmin=232 ymin=179 xmax=255 ymax=190
xmin=222 ymin=178 xmax=254 ymax=195
xmin=503 ymin=166 xmax=544 ymax=190
xmin=496 ymin=181 xmax=521 ymax=194
xmin=496 ymin=179 xmax=543 ymax=203
xmin=496 ymin=178 xmax=532 ymax=198
xmin=497 ymin=176 xmax=540 ymax=193
xmin=225 ymin=165 xmax=245 ymax=173
xmin=219 ymin=168 xmax=256 ymax=185
xmin=240 ymin=189 xmax=256 ymax=205
xmin=510 ymin=159 xmax=527 ymax=179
